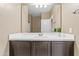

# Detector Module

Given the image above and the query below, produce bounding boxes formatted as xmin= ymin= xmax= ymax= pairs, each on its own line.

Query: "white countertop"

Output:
xmin=9 ymin=33 xmax=74 ymax=41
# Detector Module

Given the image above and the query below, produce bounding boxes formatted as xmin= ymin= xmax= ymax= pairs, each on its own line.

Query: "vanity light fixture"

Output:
xmin=44 ymin=5 xmax=47 ymax=8
xmin=31 ymin=3 xmax=49 ymax=8
xmin=35 ymin=4 xmax=47 ymax=8
xmin=40 ymin=4 xmax=43 ymax=8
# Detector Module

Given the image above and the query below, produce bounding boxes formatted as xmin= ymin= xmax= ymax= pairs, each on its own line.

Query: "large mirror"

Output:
xmin=22 ymin=3 xmax=61 ymax=33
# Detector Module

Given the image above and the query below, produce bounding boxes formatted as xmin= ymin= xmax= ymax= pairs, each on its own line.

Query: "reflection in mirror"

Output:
xmin=22 ymin=3 xmax=61 ymax=33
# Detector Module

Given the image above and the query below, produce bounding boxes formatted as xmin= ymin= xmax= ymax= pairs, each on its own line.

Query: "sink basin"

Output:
xmin=9 ymin=33 xmax=74 ymax=41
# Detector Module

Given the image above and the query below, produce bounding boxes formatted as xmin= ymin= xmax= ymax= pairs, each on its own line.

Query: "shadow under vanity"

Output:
xmin=9 ymin=33 xmax=74 ymax=56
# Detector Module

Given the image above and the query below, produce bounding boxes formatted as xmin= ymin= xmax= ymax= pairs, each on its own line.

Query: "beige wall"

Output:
xmin=62 ymin=3 xmax=79 ymax=56
xmin=31 ymin=16 xmax=41 ymax=32
xmin=51 ymin=4 xmax=61 ymax=28
xmin=41 ymin=11 xmax=51 ymax=19
xmin=0 ymin=4 xmax=21 ymax=55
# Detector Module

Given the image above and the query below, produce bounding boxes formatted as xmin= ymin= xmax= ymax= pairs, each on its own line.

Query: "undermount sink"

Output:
xmin=9 ymin=33 xmax=74 ymax=41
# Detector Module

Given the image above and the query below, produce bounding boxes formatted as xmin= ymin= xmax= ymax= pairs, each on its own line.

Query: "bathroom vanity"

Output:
xmin=9 ymin=33 xmax=74 ymax=56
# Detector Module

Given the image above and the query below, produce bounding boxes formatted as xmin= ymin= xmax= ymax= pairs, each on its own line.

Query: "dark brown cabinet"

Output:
xmin=9 ymin=41 xmax=31 ymax=56
xmin=9 ymin=41 xmax=74 ymax=56
xmin=31 ymin=41 xmax=50 ymax=56
xmin=52 ymin=41 xmax=74 ymax=56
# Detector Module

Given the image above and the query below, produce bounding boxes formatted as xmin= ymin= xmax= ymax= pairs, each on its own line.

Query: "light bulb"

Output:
xmin=35 ymin=5 xmax=38 ymax=8
xmin=44 ymin=5 xmax=47 ymax=8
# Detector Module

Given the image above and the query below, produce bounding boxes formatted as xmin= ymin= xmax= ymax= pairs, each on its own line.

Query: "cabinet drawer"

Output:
xmin=9 ymin=41 xmax=31 ymax=56
xmin=31 ymin=41 xmax=51 ymax=56
xmin=52 ymin=41 xmax=74 ymax=56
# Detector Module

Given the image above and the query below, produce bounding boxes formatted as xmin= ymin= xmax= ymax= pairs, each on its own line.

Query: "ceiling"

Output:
xmin=28 ymin=3 xmax=55 ymax=16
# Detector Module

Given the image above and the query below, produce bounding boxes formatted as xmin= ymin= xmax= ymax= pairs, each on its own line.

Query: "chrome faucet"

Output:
xmin=38 ymin=33 xmax=43 ymax=36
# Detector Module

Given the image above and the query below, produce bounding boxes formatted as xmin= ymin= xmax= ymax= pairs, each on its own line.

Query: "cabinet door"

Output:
xmin=9 ymin=41 xmax=31 ymax=56
xmin=52 ymin=41 xmax=74 ymax=56
xmin=32 ymin=41 xmax=51 ymax=56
